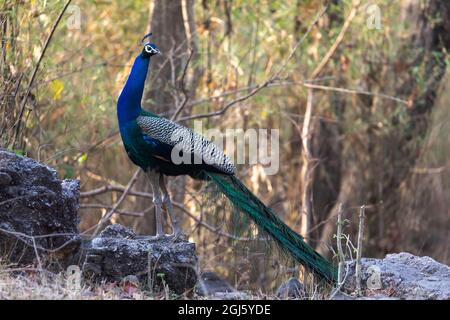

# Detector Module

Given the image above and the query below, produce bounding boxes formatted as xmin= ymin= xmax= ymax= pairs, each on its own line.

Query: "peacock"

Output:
xmin=117 ymin=33 xmax=336 ymax=283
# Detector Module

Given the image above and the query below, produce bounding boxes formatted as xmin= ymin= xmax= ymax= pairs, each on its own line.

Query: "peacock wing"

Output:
xmin=136 ymin=115 xmax=236 ymax=174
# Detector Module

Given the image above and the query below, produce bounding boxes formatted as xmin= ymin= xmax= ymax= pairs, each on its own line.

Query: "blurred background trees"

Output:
xmin=1 ymin=0 xmax=449 ymax=292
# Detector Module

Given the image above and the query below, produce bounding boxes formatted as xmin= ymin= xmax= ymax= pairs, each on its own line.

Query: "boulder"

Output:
xmin=0 ymin=149 xmax=199 ymax=294
xmin=0 ymin=148 xmax=80 ymax=267
xmin=196 ymin=271 xmax=236 ymax=296
xmin=343 ymin=252 xmax=450 ymax=300
xmin=82 ymin=224 xmax=198 ymax=295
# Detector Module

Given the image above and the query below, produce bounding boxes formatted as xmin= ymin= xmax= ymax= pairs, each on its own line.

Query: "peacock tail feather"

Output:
xmin=205 ymin=171 xmax=337 ymax=283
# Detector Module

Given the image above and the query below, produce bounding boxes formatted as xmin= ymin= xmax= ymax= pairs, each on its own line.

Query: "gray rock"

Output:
xmin=212 ymin=291 xmax=250 ymax=300
xmin=0 ymin=148 xmax=80 ymax=267
xmin=330 ymin=290 xmax=400 ymax=300
xmin=196 ymin=271 xmax=236 ymax=296
xmin=343 ymin=252 xmax=450 ymax=300
xmin=82 ymin=224 xmax=198 ymax=295
xmin=0 ymin=172 xmax=12 ymax=186
xmin=0 ymin=149 xmax=200 ymax=295
xmin=329 ymin=291 xmax=356 ymax=300
xmin=276 ymin=277 xmax=306 ymax=299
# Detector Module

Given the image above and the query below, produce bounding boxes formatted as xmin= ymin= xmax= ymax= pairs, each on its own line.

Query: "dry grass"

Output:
xmin=0 ymin=261 xmax=164 ymax=300
xmin=0 ymin=261 xmax=330 ymax=300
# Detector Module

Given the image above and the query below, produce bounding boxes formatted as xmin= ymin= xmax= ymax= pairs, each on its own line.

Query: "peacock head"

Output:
xmin=140 ymin=33 xmax=161 ymax=58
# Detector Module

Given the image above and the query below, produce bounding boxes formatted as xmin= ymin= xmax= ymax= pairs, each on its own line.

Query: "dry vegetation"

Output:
xmin=1 ymin=0 xmax=449 ymax=296
xmin=0 ymin=260 xmax=327 ymax=300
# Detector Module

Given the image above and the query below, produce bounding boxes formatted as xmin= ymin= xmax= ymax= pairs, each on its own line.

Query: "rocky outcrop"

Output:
xmin=0 ymin=148 xmax=80 ymax=267
xmin=343 ymin=252 xmax=450 ymax=300
xmin=0 ymin=149 xmax=199 ymax=294
xmin=82 ymin=224 xmax=198 ymax=295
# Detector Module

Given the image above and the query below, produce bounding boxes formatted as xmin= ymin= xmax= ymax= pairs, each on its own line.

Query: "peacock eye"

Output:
xmin=145 ymin=45 xmax=153 ymax=53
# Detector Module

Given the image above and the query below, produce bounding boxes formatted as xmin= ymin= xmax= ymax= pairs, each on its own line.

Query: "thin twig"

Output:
xmin=177 ymin=6 xmax=328 ymax=122
xmin=0 ymin=227 xmax=78 ymax=256
xmin=79 ymin=204 xmax=146 ymax=217
xmin=328 ymin=262 xmax=350 ymax=300
xmin=31 ymin=237 xmax=43 ymax=271
xmin=180 ymin=79 xmax=407 ymax=121
xmin=181 ymin=76 xmax=333 ymax=109
xmin=301 ymin=81 xmax=407 ymax=105
xmin=91 ymin=168 xmax=141 ymax=236
xmin=0 ymin=192 xmax=52 ymax=207
xmin=171 ymin=201 xmax=259 ymax=241
xmin=299 ymin=88 xmax=315 ymax=240
xmin=355 ymin=205 xmax=366 ymax=296
xmin=80 ymin=186 xmax=258 ymax=241
xmin=310 ymin=0 xmax=361 ymax=79
xmin=272 ymin=5 xmax=329 ymax=81
xmin=171 ymin=48 xmax=194 ymax=121
xmin=336 ymin=203 xmax=345 ymax=285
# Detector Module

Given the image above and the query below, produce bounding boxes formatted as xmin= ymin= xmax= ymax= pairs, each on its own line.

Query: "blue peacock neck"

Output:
xmin=117 ymin=54 xmax=150 ymax=124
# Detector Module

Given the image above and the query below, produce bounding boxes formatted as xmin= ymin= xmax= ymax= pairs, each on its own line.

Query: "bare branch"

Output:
xmin=79 ymin=204 xmax=146 ymax=217
xmin=180 ymin=79 xmax=408 ymax=121
xmin=301 ymin=82 xmax=408 ymax=105
xmin=81 ymin=184 xmax=259 ymax=241
xmin=91 ymin=168 xmax=141 ymax=236
xmin=171 ymin=48 xmax=194 ymax=121
xmin=299 ymin=88 xmax=315 ymax=240
xmin=336 ymin=203 xmax=345 ymax=285
xmin=310 ymin=0 xmax=361 ymax=79
xmin=177 ymin=5 xmax=328 ymax=122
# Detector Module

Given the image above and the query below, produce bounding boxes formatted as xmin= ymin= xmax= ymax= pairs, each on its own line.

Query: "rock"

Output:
xmin=196 ymin=271 xmax=236 ymax=296
xmin=329 ymin=291 xmax=356 ymax=300
xmin=82 ymin=224 xmax=198 ymax=295
xmin=212 ymin=291 xmax=250 ymax=300
xmin=276 ymin=277 xmax=306 ymax=299
xmin=0 ymin=172 xmax=12 ymax=186
xmin=195 ymin=271 xmax=252 ymax=299
xmin=343 ymin=252 xmax=450 ymax=300
xmin=330 ymin=290 xmax=400 ymax=300
xmin=0 ymin=148 xmax=80 ymax=267
xmin=0 ymin=149 xmax=200 ymax=294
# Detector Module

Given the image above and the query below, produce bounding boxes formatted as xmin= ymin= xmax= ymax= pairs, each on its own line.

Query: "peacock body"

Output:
xmin=117 ymin=34 xmax=336 ymax=283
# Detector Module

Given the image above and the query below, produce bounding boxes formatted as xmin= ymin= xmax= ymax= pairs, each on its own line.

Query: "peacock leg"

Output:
xmin=159 ymin=174 xmax=182 ymax=236
xmin=147 ymin=169 xmax=164 ymax=239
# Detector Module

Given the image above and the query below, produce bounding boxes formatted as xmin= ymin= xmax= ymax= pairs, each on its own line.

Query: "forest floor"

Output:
xmin=0 ymin=263 xmax=267 ymax=300
xmin=2 ymin=253 xmax=450 ymax=300
xmin=0 ymin=263 xmax=140 ymax=299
